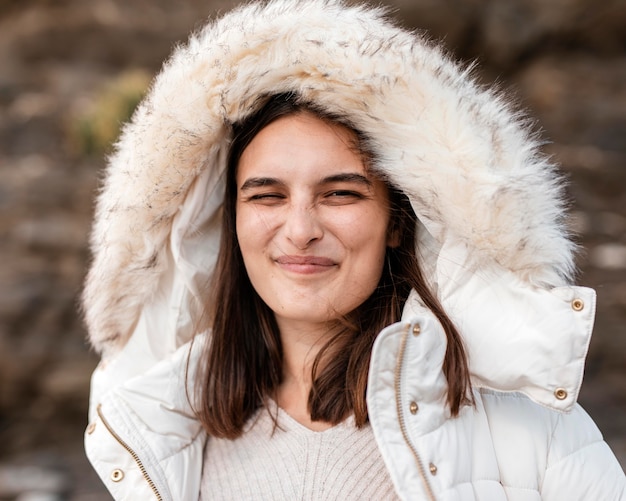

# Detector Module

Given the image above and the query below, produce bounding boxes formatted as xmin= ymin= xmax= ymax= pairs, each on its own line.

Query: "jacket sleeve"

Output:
xmin=541 ymin=404 xmax=625 ymax=500
xmin=84 ymin=336 xmax=207 ymax=501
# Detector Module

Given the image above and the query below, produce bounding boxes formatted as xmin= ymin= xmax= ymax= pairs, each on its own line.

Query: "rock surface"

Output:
xmin=1 ymin=0 xmax=624 ymax=498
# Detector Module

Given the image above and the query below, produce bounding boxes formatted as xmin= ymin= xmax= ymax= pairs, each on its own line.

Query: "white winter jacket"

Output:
xmin=82 ymin=1 xmax=625 ymax=500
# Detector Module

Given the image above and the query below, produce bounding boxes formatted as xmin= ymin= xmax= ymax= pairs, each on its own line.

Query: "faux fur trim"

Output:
xmin=82 ymin=0 xmax=575 ymax=355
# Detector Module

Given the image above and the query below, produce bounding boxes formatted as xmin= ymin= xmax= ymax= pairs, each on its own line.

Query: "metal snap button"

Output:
xmin=554 ymin=388 xmax=568 ymax=400
xmin=412 ymin=324 xmax=421 ymax=336
xmin=409 ymin=401 xmax=418 ymax=414
xmin=429 ymin=463 xmax=437 ymax=475
xmin=571 ymin=299 xmax=584 ymax=311
xmin=111 ymin=469 xmax=125 ymax=482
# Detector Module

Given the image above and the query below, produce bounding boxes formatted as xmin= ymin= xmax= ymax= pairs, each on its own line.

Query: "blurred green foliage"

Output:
xmin=67 ymin=69 xmax=151 ymax=156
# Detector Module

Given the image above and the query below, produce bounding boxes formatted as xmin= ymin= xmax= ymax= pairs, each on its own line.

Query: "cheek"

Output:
xmin=236 ymin=205 xmax=278 ymax=279
xmin=342 ymin=209 xmax=390 ymax=278
xmin=236 ymin=205 xmax=265 ymax=245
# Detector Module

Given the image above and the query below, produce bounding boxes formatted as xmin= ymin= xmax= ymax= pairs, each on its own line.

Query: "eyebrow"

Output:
xmin=239 ymin=173 xmax=372 ymax=191
xmin=322 ymin=173 xmax=372 ymax=186
xmin=240 ymin=177 xmax=285 ymax=191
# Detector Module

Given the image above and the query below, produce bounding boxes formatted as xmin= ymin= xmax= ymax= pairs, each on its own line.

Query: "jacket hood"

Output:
xmin=83 ymin=0 xmax=575 ymax=357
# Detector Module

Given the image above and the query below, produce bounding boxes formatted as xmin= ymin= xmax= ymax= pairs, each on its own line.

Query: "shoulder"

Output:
xmin=85 ymin=336 xmax=208 ymax=499
xmin=476 ymin=389 xmax=625 ymax=499
xmin=477 ymin=389 xmax=603 ymax=458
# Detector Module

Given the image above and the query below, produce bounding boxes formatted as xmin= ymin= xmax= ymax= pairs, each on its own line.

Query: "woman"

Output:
xmin=82 ymin=1 xmax=625 ymax=500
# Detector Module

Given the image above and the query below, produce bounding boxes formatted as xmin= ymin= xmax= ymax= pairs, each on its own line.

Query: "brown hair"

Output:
xmin=195 ymin=92 xmax=472 ymax=438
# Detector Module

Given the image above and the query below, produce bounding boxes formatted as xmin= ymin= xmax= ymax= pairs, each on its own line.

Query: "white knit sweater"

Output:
xmin=200 ymin=403 xmax=399 ymax=500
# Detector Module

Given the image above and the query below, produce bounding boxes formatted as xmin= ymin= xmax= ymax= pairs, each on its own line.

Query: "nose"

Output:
xmin=283 ymin=205 xmax=323 ymax=249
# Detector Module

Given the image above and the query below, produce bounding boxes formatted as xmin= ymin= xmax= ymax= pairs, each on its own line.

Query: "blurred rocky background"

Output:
xmin=0 ymin=0 xmax=624 ymax=498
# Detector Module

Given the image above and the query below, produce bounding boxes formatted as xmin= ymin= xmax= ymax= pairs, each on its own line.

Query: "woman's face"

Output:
xmin=236 ymin=112 xmax=395 ymax=332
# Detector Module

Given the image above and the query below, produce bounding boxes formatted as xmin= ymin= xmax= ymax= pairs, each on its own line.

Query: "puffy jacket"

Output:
xmin=82 ymin=1 xmax=626 ymax=499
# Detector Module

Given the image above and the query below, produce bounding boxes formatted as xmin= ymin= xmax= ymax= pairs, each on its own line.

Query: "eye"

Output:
xmin=249 ymin=193 xmax=284 ymax=200
xmin=245 ymin=192 xmax=286 ymax=205
xmin=329 ymin=190 xmax=355 ymax=197
xmin=323 ymin=189 xmax=365 ymax=205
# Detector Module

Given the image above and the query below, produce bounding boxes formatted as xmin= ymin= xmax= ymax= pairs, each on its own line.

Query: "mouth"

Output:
xmin=275 ymin=255 xmax=337 ymax=274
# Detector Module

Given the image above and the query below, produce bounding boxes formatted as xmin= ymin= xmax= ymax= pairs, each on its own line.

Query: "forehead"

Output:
xmin=237 ymin=112 xmax=369 ymax=180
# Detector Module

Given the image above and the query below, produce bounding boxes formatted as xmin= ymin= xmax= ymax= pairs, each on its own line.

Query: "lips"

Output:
xmin=276 ymin=255 xmax=335 ymax=265
xmin=275 ymin=255 xmax=336 ymax=273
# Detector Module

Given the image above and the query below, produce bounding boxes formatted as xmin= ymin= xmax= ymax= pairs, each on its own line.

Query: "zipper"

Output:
xmin=96 ymin=404 xmax=164 ymax=501
xmin=394 ymin=324 xmax=436 ymax=501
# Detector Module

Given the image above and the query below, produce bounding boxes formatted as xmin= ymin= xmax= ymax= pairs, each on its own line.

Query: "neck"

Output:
xmin=274 ymin=318 xmax=338 ymax=430
xmin=277 ymin=318 xmax=334 ymax=386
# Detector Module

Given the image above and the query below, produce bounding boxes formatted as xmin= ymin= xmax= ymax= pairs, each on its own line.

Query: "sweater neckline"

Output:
xmin=261 ymin=398 xmax=357 ymax=436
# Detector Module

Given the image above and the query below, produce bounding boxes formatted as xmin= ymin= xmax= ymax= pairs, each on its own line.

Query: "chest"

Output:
xmin=200 ymin=408 xmax=398 ymax=500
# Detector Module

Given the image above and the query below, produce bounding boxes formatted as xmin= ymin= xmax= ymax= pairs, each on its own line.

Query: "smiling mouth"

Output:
xmin=275 ymin=255 xmax=336 ymax=273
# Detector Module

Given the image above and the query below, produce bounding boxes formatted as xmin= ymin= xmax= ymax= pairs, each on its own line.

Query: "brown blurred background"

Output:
xmin=0 ymin=0 xmax=624 ymax=499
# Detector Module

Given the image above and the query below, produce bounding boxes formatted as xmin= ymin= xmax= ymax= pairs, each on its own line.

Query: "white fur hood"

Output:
xmin=83 ymin=0 xmax=578 ymax=359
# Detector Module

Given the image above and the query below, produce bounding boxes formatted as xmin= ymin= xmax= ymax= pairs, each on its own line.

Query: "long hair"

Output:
xmin=195 ymin=92 xmax=472 ymax=438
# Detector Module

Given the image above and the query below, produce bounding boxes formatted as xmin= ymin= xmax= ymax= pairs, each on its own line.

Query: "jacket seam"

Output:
xmin=544 ymin=437 xmax=604 ymax=471
xmin=476 ymin=393 xmax=504 ymax=486
xmin=158 ymin=428 xmax=206 ymax=462
xmin=441 ymin=479 xmax=540 ymax=493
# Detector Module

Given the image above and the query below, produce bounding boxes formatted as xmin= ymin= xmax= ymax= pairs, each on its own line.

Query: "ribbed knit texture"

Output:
xmin=200 ymin=402 xmax=399 ymax=500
